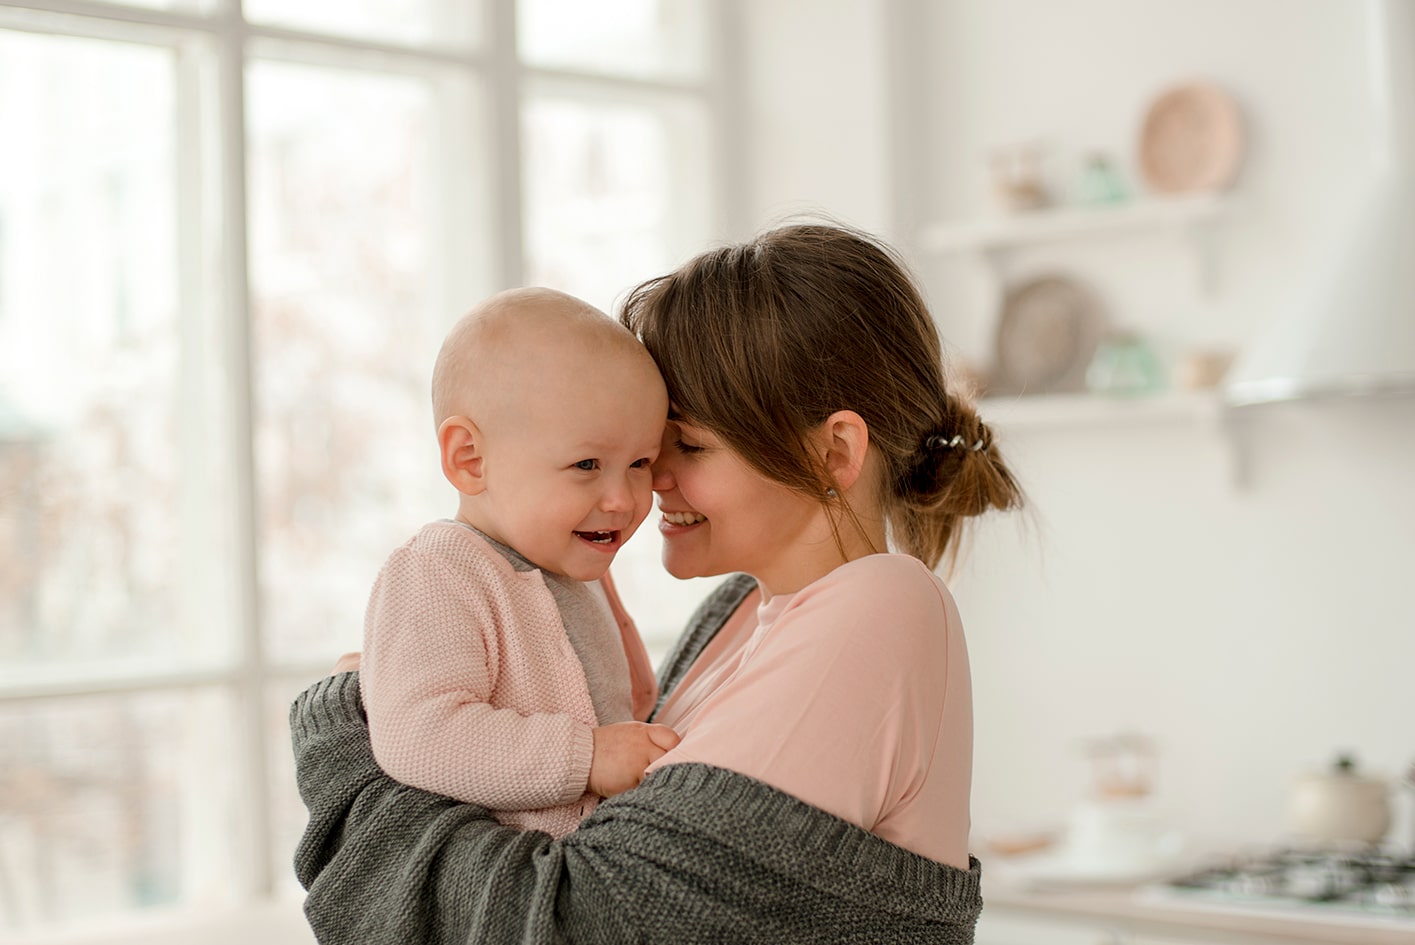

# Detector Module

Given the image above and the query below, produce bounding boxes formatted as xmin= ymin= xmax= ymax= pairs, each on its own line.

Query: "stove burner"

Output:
xmin=1162 ymin=847 xmax=1415 ymax=918
xmin=1370 ymin=881 xmax=1415 ymax=910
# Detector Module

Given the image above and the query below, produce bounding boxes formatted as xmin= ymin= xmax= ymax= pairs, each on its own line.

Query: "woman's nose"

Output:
xmin=650 ymin=455 xmax=675 ymax=493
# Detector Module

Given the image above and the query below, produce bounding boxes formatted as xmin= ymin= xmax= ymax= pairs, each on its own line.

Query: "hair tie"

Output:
xmin=925 ymin=433 xmax=985 ymax=452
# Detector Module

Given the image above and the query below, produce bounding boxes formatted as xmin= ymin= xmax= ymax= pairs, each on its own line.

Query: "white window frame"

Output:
xmin=0 ymin=1 xmax=744 ymax=940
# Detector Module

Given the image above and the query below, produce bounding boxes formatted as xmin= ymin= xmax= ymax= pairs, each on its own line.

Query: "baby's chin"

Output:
xmin=554 ymin=548 xmax=616 ymax=583
xmin=561 ymin=563 xmax=613 ymax=582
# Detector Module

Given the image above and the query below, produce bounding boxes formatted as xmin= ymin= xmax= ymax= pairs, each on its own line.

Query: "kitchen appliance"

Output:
xmin=994 ymin=734 xmax=1186 ymax=886
xmin=1226 ymin=0 xmax=1415 ymax=405
xmin=1290 ymin=754 xmax=1393 ymax=847
xmin=1145 ymin=847 xmax=1415 ymax=929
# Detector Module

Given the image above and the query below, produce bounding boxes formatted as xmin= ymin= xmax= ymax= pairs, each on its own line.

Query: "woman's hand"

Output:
xmin=332 ymin=651 xmax=362 ymax=674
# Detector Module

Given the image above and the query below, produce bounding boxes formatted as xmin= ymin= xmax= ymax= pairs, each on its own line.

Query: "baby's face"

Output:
xmin=474 ymin=350 xmax=667 ymax=581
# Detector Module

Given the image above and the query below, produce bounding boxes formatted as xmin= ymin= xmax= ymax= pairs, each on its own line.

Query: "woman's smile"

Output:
xmin=659 ymin=508 xmax=707 ymax=527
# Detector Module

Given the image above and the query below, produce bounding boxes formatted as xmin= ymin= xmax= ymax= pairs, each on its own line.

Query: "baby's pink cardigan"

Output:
xmin=360 ymin=521 xmax=656 ymax=839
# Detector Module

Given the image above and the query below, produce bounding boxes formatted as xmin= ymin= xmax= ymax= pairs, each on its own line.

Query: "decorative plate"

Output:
xmin=992 ymin=275 xmax=1105 ymax=395
xmin=1138 ymin=81 xmax=1245 ymax=194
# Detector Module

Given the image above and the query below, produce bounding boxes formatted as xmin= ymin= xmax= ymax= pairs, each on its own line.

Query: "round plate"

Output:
xmin=992 ymin=275 xmax=1104 ymax=395
xmin=1138 ymin=81 xmax=1244 ymax=194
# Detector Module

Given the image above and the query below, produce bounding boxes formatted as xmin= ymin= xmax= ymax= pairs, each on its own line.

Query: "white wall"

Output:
xmin=737 ymin=0 xmax=895 ymax=232
xmin=959 ymin=398 xmax=1415 ymax=852
xmin=743 ymin=0 xmax=1415 ymax=854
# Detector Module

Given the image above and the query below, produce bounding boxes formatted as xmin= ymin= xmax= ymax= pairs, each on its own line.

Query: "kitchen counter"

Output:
xmin=981 ymin=875 xmax=1415 ymax=945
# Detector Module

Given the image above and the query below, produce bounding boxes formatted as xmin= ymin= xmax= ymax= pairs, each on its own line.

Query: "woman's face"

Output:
xmin=651 ymin=417 xmax=822 ymax=594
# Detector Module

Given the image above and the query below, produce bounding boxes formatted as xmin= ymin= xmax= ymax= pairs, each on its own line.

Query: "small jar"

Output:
xmin=1076 ymin=153 xmax=1128 ymax=205
xmin=1086 ymin=330 xmax=1164 ymax=396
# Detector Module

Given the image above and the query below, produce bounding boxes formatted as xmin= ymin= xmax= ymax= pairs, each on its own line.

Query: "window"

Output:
xmin=0 ymin=0 xmax=729 ymax=939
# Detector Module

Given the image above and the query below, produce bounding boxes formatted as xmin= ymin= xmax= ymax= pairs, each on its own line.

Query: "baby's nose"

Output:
xmin=600 ymin=474 xmax=635 ymax=511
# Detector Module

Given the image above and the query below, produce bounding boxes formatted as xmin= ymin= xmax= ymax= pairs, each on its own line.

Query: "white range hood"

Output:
xmin=1226 ymin=0 xmax=1415 ymax=406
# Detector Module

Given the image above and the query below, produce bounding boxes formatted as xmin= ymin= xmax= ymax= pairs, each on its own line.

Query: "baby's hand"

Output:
xmin=588 ymin=721 xmax=681 ymax=798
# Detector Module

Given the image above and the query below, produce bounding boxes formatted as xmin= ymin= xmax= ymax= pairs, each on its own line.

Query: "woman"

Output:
xmin=290 ymin=222 xmax=1024 ymax=944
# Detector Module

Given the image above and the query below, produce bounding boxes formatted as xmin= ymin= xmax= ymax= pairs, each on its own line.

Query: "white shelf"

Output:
xmin=977 ymin=390 xmax=1250 ymax=486
xmin=976 ymin=390 xmax=1225 ymax=431
xmin=919 ymin=193 xmax=1232 ymax=255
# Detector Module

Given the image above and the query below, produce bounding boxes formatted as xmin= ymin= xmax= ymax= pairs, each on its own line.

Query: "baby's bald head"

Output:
xmin=432 ymin=287 xmax=656 ymax=432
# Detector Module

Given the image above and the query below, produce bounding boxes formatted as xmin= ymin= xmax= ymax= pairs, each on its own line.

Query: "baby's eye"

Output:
xmin=630 ymin=457 xmax=652 ymax=468
xmin=573 ymin=459 xmax=599 ymax=471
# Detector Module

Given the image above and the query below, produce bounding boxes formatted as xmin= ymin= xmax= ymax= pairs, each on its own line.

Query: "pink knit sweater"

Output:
xmin=360 ymin=522 xmax=657 ymax=839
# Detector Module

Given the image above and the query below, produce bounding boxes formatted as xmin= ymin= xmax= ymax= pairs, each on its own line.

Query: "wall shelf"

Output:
xmin=976 ymin=390 xmax=1225 ymax=431
xmin=976 ymin=390 xmax=1254 ymax=487
xmin=919 ymin=192 xmax=1234 ymax=296
xmin=919 ymin=193 xmax=1232 ymax=255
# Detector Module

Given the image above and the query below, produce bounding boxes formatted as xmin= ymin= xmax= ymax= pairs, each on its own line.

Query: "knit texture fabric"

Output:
xmin=292 ymin=672 xmax=984 ymax=944
xmin=452 ymin=521 xmax=634 ymax=727
xmin=360 ymin=521 xmax=656 ymax=838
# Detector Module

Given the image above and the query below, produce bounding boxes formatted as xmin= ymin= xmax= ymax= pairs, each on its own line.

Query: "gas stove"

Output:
xmin=1144 ymin=847 xmax=1415 ymax=930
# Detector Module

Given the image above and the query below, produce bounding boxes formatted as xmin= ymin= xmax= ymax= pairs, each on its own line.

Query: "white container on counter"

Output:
xmin=1289 ymin=753 xmax=1392 ymax=847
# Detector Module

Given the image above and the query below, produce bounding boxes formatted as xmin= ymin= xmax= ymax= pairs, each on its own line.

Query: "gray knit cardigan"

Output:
xmin=290 ymin=575 xmax=983 ymax=944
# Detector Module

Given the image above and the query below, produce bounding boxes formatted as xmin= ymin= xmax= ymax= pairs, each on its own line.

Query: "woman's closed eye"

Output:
xmin=673 ymin=438 xmax=705 ymax=455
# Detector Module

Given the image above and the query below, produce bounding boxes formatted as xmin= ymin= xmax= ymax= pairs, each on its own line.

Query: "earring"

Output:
xmin=825 ymin=487 xmax=838 ymax=498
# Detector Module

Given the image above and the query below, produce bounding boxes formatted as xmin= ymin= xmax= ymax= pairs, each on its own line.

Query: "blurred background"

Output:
xmin=0 ymin=1 xmax=1412 ymax=943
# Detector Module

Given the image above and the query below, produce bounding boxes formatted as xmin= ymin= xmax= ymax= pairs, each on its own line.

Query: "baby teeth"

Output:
xmin=663 ymin=511 xmax=706 ymax=526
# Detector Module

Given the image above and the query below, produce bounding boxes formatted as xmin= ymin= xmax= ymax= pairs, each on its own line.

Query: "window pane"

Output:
xmin=522 ymin=91 xmax=712 ymax=315
xmin=244 ymin=0 xmax=479 ymax=49
xmin=0 ymin=690 xmax=241 ymax=928
xmin=0 ymin=31 xmax=235 ymax=680
xmin=247 ymin=59 xmax=486 ymax=665
xmin=519 ymin=0 xmax=709 ymax=81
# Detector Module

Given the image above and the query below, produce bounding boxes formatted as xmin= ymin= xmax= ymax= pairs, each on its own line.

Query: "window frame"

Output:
xmin=0 ymin=0 xmax=742 ymax=936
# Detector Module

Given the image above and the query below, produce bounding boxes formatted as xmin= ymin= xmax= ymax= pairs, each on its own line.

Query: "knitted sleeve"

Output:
xmin=292 ymin=674 xmax=631 ymax=945
xmin=290 ymin=674 xmax=984 ymax=945
xmin=362 ymin=543 xmax=593 ymax=810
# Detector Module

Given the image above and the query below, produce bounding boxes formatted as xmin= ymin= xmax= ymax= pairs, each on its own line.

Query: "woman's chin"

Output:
xmin=660 ymin=548 xmax=718 ymax=581
xmin=662 ymin=558 xmax=701 ymax=580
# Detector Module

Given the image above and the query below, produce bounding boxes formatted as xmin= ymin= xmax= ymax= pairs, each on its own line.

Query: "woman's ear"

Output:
xmin=816 ymin=410 xmax=870 ymax=492
xmin=439 ymin=416 xmax=486 ymax=495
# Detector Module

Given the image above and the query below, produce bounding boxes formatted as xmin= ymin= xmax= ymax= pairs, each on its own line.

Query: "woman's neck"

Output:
xmin=752 ymin=508 xmax=887 ymax=602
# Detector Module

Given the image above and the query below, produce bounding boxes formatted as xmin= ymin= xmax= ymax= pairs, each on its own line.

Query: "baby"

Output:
xmin=360 ymin=287 xmax=678 ymax=839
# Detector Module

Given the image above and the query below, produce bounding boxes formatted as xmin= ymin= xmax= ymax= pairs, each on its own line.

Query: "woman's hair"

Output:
xmin=620 ymin=221 xmax=1024 ymax=572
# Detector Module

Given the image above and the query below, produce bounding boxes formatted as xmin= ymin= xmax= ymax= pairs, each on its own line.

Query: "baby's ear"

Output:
xmin=439 ymin=417 xmax=485 ymax=495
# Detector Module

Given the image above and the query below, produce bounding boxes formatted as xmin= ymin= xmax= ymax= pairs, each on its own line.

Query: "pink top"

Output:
xmin=360 ymin=522 xmax=657 ymax=839
xmin=649 ymin=554 xmax=973 ymax=868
